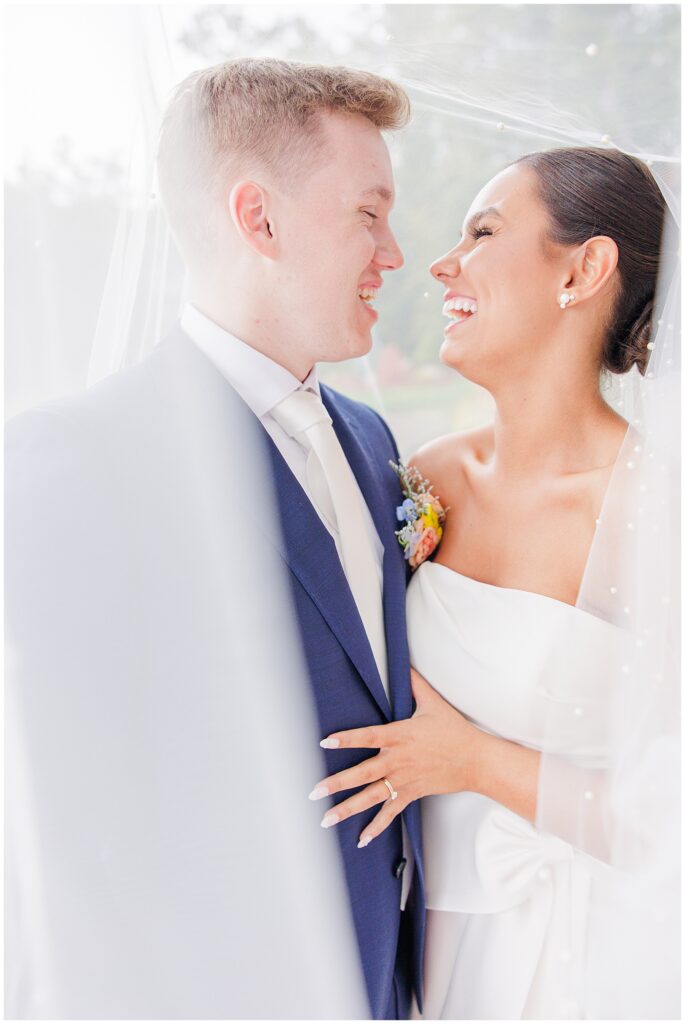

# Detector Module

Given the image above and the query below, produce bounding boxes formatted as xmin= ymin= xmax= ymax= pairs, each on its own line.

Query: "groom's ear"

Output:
xmin=228 ymin=180 xmax=276 ymax=258
xmin=560 ymin=235 xmax=619 ymax=305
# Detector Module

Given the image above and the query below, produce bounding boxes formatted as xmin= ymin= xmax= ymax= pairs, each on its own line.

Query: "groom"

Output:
xmin=157 ymin=59 xmax=426 ymax=1019
xmin=6 ymin=59 xmax=424 ymax=1018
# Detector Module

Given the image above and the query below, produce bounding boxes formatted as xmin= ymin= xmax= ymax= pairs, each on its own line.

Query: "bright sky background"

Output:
xmin=5 ymin=3 xmax=678 ymax=179
xmin=4 ymin=4 xmax=384 ymax=175
xmin=5 ymin=5 xmax=139 ymax=171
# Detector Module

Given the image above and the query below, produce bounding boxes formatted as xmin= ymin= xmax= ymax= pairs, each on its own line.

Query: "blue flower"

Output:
xmin=396 ymin=498 xmax=417 ymax=523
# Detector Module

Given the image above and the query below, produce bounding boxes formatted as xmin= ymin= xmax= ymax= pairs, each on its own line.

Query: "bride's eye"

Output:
xmin=470 ymin=223 xmax=493 ymax=240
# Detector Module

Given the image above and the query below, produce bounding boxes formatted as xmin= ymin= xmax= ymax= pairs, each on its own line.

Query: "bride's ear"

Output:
xmin=228 ymin=180 xmax=277 ymax=258
xmin=560 ymin=235 xmax=619 ymax=305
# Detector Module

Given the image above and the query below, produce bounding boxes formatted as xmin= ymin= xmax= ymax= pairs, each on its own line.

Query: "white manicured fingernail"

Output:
xmin=308 ymin=786 xmax=329 ymax=801
xmin=357 ymin=835 xmax=373 ymax=849
xmin=321 ymin=814 xmax=339 ymax=829
xmin=320 ymin=737 xmax=340 ymax=749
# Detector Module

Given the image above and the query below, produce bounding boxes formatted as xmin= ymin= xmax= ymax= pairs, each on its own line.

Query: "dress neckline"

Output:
xmin=414 ymin=423 xmax=640 ymax=630
xmin=420 ymin=560 xmax=600 ymax=621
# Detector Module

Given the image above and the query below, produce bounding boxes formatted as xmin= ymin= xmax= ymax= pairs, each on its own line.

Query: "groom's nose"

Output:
xmin=374 ymin=225 xmax=404 ymax=271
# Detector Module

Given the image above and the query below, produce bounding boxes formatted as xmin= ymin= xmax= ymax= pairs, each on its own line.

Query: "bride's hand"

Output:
xmin=310 ymin=668 xmax=485 ymax=847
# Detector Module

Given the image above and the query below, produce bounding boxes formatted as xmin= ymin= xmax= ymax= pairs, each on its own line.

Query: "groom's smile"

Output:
xmin=268 ymin=111 xmax=404 ymax=368
xmin=358 ymin=280 xmax=383 ymax=320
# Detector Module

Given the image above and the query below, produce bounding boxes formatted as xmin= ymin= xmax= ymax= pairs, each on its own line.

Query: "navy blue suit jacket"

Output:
xmin=267 ymin=383 xmax=426 ymax=1018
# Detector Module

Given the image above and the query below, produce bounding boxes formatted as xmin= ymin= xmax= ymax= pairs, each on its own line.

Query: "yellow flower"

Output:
xmin=421 ymin=504 xmax=442 ymax=535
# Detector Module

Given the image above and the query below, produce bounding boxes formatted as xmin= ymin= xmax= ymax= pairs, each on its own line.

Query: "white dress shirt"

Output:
xmin=180 ymin=303 xmax=384 ymax=579
xmin=180 ymin=303 xmax=413 ymax=909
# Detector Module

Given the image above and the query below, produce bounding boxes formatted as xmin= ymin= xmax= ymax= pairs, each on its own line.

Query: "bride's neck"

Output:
xmin=489 ymin=363 xmax=625 ymax=477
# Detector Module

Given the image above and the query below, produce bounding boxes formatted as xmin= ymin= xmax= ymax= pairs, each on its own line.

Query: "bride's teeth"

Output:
xmin=442 ymin=297 xmax=478 ymax=318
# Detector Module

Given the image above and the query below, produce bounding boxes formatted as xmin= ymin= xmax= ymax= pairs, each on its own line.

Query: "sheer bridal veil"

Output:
xmin=536 ymin=207 xmax=680 ymax=1017
xmin=5 ymin=5 xmax=680 ymax=1019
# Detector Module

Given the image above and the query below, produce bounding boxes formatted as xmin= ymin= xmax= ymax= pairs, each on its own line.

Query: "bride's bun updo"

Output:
xmin=516 ymin=148 xmax=666 ymax=375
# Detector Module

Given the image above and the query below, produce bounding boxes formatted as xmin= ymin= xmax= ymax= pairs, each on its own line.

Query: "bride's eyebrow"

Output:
xmin=463 ymin=207 xmax=505 ymax=234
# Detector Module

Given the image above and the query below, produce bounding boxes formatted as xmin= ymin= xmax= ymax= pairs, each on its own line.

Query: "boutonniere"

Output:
xmin=390 ymin=461 xmax=447 ymax=569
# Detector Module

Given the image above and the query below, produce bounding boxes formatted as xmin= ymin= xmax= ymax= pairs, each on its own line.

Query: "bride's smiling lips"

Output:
xmin=442 ymin=290 xmax=478 ymax=332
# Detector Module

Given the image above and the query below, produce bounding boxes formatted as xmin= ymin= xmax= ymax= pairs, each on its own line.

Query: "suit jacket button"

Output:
xmin=394 ymin=857 xmax=407 ymax=879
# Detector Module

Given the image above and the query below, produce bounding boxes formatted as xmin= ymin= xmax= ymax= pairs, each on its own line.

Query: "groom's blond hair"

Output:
xmin=157 ymin=58 xmax=410 ymax=265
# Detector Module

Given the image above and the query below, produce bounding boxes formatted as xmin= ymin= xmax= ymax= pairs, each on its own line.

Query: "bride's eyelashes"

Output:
xmin=469 ymin=223 xmax=493 ymax=240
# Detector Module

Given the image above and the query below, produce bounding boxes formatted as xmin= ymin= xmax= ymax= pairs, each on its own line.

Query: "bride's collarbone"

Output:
xmin=434 ymin=487 xmax=599 ymax=604
xmin=415 ymin=430 xmax=609 ymax=601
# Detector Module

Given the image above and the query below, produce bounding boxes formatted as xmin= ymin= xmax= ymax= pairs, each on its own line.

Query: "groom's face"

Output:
xmin=272 ymin=112 xmax=403 ymax=365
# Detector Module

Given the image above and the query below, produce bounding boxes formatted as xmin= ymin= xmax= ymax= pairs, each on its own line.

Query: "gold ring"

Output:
xmin=383 ymin=778 xmax=398 ymax=801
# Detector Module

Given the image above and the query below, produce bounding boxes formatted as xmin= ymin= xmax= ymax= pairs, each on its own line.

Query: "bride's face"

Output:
xmin=430 ymin=164 xmax=565 ymax=388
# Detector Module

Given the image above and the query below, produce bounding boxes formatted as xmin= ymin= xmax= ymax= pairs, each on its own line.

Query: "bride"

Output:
xmin=312 ymin=146 xmax=674 ymax=1018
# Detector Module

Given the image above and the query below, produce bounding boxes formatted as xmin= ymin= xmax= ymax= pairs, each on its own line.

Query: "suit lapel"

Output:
xmin=266 ymin=436 xmax=393 ymax=721
xmin=321 ymin=387 xmax=413 ymax=723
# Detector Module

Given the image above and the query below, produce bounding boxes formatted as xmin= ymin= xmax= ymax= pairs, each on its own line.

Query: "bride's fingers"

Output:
xmin=309 ymin=752 xmax=389 ymax=800
xmin=357 ymin=793 xmax=406 ymax=848
xmin=318 ymin=780 xmax=391 ymax=829
xmin=320 ymin=720 xmax=405 ymax=751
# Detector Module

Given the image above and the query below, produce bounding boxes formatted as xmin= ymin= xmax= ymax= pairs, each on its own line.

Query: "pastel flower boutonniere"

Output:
xmin=390 ymin=460 xmax=448 ymax=569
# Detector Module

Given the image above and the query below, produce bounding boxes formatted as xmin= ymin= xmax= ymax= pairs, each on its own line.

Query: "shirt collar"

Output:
xmin=180 ymin=303 xmax=320 ymax=419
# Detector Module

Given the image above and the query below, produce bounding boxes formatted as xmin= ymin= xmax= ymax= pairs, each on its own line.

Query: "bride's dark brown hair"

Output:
xmin=516 ymin=147 xmax=666 ymax=376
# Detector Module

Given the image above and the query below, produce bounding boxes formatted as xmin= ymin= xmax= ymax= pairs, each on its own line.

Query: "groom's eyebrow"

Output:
xmin=360 ymin=185 xmax=394 ymax=204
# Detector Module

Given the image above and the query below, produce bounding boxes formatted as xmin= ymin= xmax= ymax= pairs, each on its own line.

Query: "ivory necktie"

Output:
xmin=271 ymin=388 xmax=389 ymax=697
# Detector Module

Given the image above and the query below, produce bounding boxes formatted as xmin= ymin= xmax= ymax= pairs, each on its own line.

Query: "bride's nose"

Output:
xmin=430 ymin=247 xmax=461 ymax=282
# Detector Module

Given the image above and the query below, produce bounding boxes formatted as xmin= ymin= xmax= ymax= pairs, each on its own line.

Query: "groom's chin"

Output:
xmin=353 ymin=336 xmax=374 ymax=362
xmin=338 ymin=329 xmax=374 ymax=362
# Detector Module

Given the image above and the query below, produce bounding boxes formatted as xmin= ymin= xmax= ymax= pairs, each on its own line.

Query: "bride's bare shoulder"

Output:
xmin=409 ymin=425 xmax=493 ymax=493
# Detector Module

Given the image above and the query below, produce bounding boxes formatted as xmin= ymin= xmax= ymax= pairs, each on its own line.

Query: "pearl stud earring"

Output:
xmin=559 ymin=292 xmax=575 ymax=309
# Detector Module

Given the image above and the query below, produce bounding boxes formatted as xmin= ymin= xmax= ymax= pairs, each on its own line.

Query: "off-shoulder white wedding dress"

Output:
xmin=407 ymin=561 xmax=623 ymax=1020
